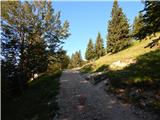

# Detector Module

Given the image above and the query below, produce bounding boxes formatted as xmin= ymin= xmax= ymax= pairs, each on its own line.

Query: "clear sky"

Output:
xmin=53 ymin=1 xmax=144 ymax=59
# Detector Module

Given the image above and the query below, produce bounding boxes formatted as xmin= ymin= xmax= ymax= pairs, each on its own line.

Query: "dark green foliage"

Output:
xmin=2 ymin=72 xmax=61 ymax=120
xmin=135 ymin=1 xmax=160 ymax=47
xmin=48 ymin=49 xmax=70 ymax=72
xmin=69 ymin=50 xmax=83 ymax=68
xmin=107 ymin=1 xmax=130 ymax=53
xmin=59 ymin=51 xmax=70 ymax=69
xmin=85 ymin=39 xmax=95 ymax=61
xmin=1 ymin=1 xmax=70 ymax=94
xmin=132 ymin=12 xmax=145 ymax=39
xmin=95 ymin=32 xmax=105 ymax=59
xmin=141 ymin=1 xmax=160 ymax=36
xmin=85 ymin=33 xmax=105 ymax=61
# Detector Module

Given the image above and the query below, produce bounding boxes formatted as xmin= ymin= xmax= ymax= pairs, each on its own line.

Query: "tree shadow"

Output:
xmin=95 ymin=65 xmax=109 ymax=72
xmin=107 ymin=49 xmax=160 ymax=88
xmin=106 ymin=49 xmax=160 ymax=115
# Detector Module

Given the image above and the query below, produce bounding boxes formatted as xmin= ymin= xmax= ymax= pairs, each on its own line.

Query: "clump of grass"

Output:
xmin=2 ymin=72 xmax=61 ymax=120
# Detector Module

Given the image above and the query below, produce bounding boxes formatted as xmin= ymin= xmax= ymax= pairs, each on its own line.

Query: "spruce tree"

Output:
xmin=85 ymin=39 xmax=95 ymax=61
xmin=132 ymin=12 xmax=144 ymax=39
xmin=107 ymin=0 xmax=130 ymax=53
xmin=142 ymin=1 xmax=160 ymax=36
xmin=95 ymin=32 xmax=105 ymax=59
xmin=74 ymin=51 xmax=83 ymax=67
xmin=77 ymin=50 xmax=83 ymax=67
xmin=138 ymin=1 xmax=160 ymax=47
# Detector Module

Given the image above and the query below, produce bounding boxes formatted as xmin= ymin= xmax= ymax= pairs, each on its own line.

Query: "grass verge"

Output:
xmin=2 ymin=71 xmax=61 ymax=120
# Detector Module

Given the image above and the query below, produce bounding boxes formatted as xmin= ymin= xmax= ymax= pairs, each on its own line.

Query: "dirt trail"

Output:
xmin=54 ymin=70 xmax=157 ymax=120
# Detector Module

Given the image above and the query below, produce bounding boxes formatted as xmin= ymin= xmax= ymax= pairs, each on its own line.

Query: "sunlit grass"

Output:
xmin=95 ymin=32 xmax=160 ymax=70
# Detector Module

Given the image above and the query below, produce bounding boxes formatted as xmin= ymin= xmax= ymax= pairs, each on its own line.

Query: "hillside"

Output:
xmin=80 ymin=33 xmax=160 ymax=115
xmin=95 ymin=33 xmax=160 ymax=70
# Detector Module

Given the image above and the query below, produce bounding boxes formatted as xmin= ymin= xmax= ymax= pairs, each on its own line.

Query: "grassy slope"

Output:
xmin=92 ymin=33 xmax=160 ymax=114
xmin=2 ymin=72 xmax=61 ymax=120
xmin=95 ymin=32 xmax=160 ymax=69
xmin=81 ymin=33 xmax=160 ymax=114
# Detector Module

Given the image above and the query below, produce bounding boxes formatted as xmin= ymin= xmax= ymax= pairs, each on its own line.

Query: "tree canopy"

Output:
xmin=106 ymin=0 xmax=130 ymax=53
xmin=1 ymin=1 xmax=70 ymax=93
xmin=132 ymin=12 xmax=145 ymax=39
xmin=95 ymin=32 xmax=105 ymax=59
xmin=69 ymin=51 xmax=83 ymax=68
xmin=85 ymin=39 xmax=95 ymax=61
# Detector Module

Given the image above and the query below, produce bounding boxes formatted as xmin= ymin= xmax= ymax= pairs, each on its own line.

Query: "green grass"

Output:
xmin=80 ymin=33 xmax=160 ymax=114
xmin=80 ymin=32 xmax=160 ymax=72
xmin=107 ymin=49 xmax=160 ymax=86
xmin=2 ymin=71 xmax=61 ymax=120
xmin=95 ymin=34 xmax=159 ymax=70
xmin=105 ymin=49 xmax=160 ymax=114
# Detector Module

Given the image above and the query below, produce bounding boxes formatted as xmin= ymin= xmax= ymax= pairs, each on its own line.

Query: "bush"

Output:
xmin=80 ymin=63 xmax=94 ymax=73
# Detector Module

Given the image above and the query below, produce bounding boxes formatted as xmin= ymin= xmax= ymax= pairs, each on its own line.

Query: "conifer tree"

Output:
xmin=85 ymin=39 xmax=95 ymax=61
xmin=95 ymin=32 xmax=105 ymax=59
xmin=107 ymin=0 xmax=130 ymax=53
xmin=142 ymin=1 xmax=160 ymax=36
xmin=138 ymin=1 xmax=160 ymax=47
xmin=69 ymin=50 xmax=83 ymax=68
xmin=132 ymin=12 xmax=144 ymax=39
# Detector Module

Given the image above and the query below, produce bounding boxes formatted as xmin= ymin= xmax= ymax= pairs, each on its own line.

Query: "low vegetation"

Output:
xmin=2 ymin=71 xmax=61 ymax=120
xmin=80 ymin=34 xmax=160 ymax=115
xmin=95 ymin=35 xmax=159 ymax=70
xmin=106 ymin=49 xmax=160 ymax=114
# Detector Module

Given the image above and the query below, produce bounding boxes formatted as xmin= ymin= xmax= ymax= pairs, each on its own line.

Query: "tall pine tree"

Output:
xmin=137 ymin=1 xmax=160 ymax=47
xmin=85 ymin=39 xmax=95 ymax=61
xmin=132 ymin=12 xmax=145 ymax=39
xmin=107 ymin=0 xmax=130 ymax=53
xmin=141 ymin=1 xmax=160 ymax=36
xmin=95 ymin=32 xmax=105 ymax=59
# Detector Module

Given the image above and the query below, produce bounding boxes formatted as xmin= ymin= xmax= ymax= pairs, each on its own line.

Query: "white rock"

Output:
xmin=34 ymin=73 xmax=38 ymax=78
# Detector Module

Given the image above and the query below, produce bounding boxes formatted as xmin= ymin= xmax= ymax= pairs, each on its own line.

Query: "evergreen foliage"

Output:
xmin=141 ymin=1 xmax=160 ymax=36
xmin=95 ymin=32 xmax=105 ymax=59
xmin=69 ymin=50 xmax=83 ymax=68
xmin=107 ymin=0 xmax=130 ymax=53
xmin=136 ymin=1 xmax=160 ymax=47
xmin=85 ymin=39 xmax=95 ymax=61
xmin=48 ymin=49 xmax=70 ymax=73
xmin=132 ymin=12 xmax=145 ymax=39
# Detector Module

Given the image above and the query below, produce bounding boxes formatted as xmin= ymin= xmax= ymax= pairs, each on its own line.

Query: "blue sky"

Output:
xmin=53 ymin=1 xmax=144 ymax=59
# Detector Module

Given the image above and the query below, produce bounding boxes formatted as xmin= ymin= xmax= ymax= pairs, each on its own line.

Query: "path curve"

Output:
xmin=54 ymin=70 xmax=157 ymax=120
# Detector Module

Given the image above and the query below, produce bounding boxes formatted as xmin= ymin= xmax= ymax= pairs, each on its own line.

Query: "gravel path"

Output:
xmin=54 ymin=70 xmax=157 ymax=120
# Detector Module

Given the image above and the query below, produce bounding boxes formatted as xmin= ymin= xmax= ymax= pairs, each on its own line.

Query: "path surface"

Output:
xmin=54 ymin=70 xmax=157 ymax=120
